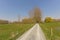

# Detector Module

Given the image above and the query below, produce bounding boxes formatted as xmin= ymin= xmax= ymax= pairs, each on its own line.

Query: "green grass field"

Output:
xmin=40 ymin=22 xmax=60 ymax=40
xmin=0 ymin=24 xmax=34 ymax=40
xmin=0 ymin=22 xmax=60 ymax=40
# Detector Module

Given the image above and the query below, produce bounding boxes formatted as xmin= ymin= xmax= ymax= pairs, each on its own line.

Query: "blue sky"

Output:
xmin=0 ymin=0 xmax=60 ymax=21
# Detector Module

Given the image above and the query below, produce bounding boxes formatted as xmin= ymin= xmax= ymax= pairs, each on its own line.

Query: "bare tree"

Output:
xmin=33 ymin=7 xmax=42 ymax=23
xmin=28 ymin=7 xmax=42 ymax=23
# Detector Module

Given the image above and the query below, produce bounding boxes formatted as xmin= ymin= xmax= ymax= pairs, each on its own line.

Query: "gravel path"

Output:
xmin=16 ymin=23 xmax=46 ymax=40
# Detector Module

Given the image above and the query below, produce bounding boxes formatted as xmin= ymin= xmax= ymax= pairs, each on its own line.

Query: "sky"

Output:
xmin=0 ymin=0 xmax=60 ymax=22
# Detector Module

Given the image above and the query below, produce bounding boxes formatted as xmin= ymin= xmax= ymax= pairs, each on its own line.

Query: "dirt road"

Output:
xmin=16 ymin=23 xmax=46 ymax=40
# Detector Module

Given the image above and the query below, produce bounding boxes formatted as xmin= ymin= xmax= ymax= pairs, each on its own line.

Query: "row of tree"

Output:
xmin=0 ymin=20 xmax=8 ymax=24
xmin=0 ymin=16 xmax=59 ymax=24
xmin=18 ymin=7 xmax=42 ymax=24
xmin=13 ymin=7 xmax=60 ymax=24
xmin=12 ymin=7 xmax=42 ymax=24
xmin=0 ymin=7 xmax=59 ymax=24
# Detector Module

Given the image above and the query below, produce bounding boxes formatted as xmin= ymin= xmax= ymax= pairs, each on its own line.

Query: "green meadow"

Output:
xmin=40 ymin=22 xmax=60 ymax=40
xmin=0 ymin=22 xmax=60 ymax=40
xmin=0 ymin=24 xmax=34 ymax=40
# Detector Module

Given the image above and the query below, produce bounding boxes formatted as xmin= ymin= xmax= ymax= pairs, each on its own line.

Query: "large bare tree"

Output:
xmin=29 ymin=7 xmax=42 ymax=23
xmin=34 ymin=7 xmax=42 ymax=23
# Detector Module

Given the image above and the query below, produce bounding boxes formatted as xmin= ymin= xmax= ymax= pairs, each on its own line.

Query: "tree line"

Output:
xmin=0 ymin=7 xmax=60 ymax=24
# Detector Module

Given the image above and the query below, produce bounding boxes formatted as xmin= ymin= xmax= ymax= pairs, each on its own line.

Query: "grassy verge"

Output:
xmin=0 ymin=24 xmax=34 ymax=40
xmin=40 ymin=22 xmax=60 ymax=40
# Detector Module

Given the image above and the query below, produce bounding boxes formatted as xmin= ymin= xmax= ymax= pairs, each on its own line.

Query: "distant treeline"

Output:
xmin=12 ymin=17 xmax=60 ymax=24
xmin=0 ymin=7 xmax=60 ymax=24
xmin=0 ymin=20 xmax=8 ymax=24
xmin=0 ymin=17 xmax=60 ymax=24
